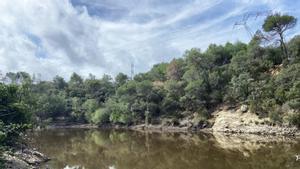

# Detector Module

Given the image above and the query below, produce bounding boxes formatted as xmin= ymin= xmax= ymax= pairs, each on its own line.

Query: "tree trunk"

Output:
xmin=279 ymin=32 xmax=289 ymax=60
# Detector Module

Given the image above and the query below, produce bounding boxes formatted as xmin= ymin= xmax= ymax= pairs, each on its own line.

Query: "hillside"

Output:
xmin=1 ymin=14 xmax=300 ymax=136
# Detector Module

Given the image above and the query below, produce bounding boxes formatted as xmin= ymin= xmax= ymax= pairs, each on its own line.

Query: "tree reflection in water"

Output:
xmin=27 ymin=129 xmax=300 ymax=169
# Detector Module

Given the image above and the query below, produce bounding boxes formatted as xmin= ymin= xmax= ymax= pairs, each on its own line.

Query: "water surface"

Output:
xmin=27 ymin=129 xmax=300 ymax=169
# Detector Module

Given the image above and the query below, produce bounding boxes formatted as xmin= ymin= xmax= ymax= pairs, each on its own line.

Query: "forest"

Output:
xmin=0 ymin=13 xmax=300 ymax=166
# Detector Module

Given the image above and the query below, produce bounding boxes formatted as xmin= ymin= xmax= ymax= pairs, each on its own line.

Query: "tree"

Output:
xmin=0 ymin=83 xmax=31 ymax=149
xmin=68 ymin=73 xmax=85 ymax=98
xmin=82 ymin=99 xmax=99 ymax=122
xmin=288 ymin=35 xmax=300 ymax=62
xmin=35 ymin=93 xmax=67 ymax=120
xmin=263 ymin=13 xmax=297 ymax=59
xmin=90 ymin=108 xmax=110 ymax=125
xmin=166 ymin=58 xmax=185 ymax=81
xmin=69 ymin=72 xmax=83 ymax=85
xmin=148 ymin=63 xmax=168 ymax=81
xmin=53 ymin=75 xmax=67 ymax=90
xmin=70 ymin=97 xmax=85 ymax=121
xmin=105 ymin=99 xmax=132 ymax=125
xmin=182 ymin=49 xmax=213 ymax=110
xmin=84 ymin=77 xmax=114 ymax=104
xmin=0 ymin=84 xmax=30 ymax=124
xmin=5 ymin=72 xmax=17 ymax=84
xmin=115 ymin=73 xmax=128 ymax=88
xmin=227 ymin=73 xmax=254 ymax=102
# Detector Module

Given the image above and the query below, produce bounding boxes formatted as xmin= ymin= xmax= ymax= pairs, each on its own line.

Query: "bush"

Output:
xmin=287 ymin=112 xmax=300 ymax=127
xmin=269 ymin=111 xmax=282 ymax=124
xmin=91 ymin=108 xmax=110 ymax=125
xmin=0 ymin=131 xmax=6 ymax=143
xmin=287 ymin=99 xmax=300 ymax=110
xmin=0 ymin=120 xmax=31 ymax=146
xmin=109 ymin=111 xmax=133 ymax=125
xmin=83 ymin=99 xmax=99 ymax=122
xmin=102 ymin=99 xmax=133 ymax=125
xmin=118 ymin=113 xmax=133 ymax=125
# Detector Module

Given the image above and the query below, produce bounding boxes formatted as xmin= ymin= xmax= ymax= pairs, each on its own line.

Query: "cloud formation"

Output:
xmin=0 ymin=0 xmax=299 ymax=80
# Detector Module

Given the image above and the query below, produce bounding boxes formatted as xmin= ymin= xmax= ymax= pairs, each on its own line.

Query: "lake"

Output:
xmin=27 ymin=128 xmax=300 ymax=169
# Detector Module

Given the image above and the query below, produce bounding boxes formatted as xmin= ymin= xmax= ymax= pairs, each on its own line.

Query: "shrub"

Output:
xmin=269 ymin=111 xmax=282 ymax=124
xmin=0 ymin=131 xmax=6 ymax=143
xmin=287 ymin=112 xmax=300 ymax=127
xmin=118 ymin=114 xmax=133 ymax=125
xmin=83 ymin=99 xmax=99 ymax=122
xmin=91 ymin=108 xmax=110 ymax=125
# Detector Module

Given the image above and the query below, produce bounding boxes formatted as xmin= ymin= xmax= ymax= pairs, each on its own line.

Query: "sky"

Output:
xmin=0 ymin=0 xmax=299 ymax=80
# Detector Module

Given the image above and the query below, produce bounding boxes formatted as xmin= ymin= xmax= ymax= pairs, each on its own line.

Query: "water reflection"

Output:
xmin=27 ymin=129 xmax=300 ymax=169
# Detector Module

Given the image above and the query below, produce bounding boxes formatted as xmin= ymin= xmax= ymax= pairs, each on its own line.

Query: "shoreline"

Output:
xmin=43 ymin=106 xmax=300 ymax=137
xmin=44 ymin=123 xmax=300 ymax=137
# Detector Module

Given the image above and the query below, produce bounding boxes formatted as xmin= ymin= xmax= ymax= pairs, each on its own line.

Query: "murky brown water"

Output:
xmin=27 ymin=129 xmax=300 ymax=169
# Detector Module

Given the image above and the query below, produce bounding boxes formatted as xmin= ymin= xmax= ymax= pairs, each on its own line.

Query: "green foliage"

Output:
xmin=263 ymin=13 xmax=297 ymax=59
xmin=106 ymin=99 xmax=132 ymax=125
xmin=53 ymin=75 xmax=67 ymax=90
xmin=85 ymin=75 xmax=114 ymax=103
xmin=0 ymin=121 xmax=6 ymax=144
xmin=68 ymin=72 xmax=85 ymax=98
xmin=166 ymin=58 xmax=185 ymax=81
xmin=0 ymin=82 xmax=32 ymax=161
xmin=90 ymin=108 xmax=110 ymax=125
xmin=274 ymin=64 xmax=300 ymax=104
xmin=183 ymin=79 xmax=209 ymax=111
xmin=115 ymin=73 xmax=128 ymax=87
xmin=287 ymin=112 xmax=300 ymax=127
xmin=228 ymin=73 xmax=254 ymax=102
xmin=263 ymin=14 xmax=297 ymax=33
xmin=148 ymin=63 xmax=168 ymax=81
xmin=288 ymin=35 xmax=300 ymax=62
xmin=269 ymin=111 xmax=282 ymax=124
xmin=0 ymin=84 xmax=31 ymax=124
xmin=0 ymin=123 xmax=31 ymax=146
xmin=35 ymin=93 xmax=67 ymax=120
xmin=83 ymin=99 xmax=99 ymax=122
xmin=70 ymin=97 xmax=85 ymax=121
xmin=287 ymin=99 xmax=300 ymax=110
xmin=4 ymin=72 xmax=31 ymax=84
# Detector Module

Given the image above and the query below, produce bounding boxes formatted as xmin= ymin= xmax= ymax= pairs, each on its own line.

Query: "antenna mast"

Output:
xmin=0 ymin=70 xmax=4 ymax=83
xmin=130 ymin=62 xmax=134 ymax=80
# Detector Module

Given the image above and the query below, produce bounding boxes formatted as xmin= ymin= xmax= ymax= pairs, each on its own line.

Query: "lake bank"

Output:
xmin=45 ymin=105 xmax=300 ymax=137
xmin=44 ymin=122 xmax=300 ymax=137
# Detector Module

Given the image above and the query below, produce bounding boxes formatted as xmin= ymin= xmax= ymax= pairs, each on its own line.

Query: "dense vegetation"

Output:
xmin=0 ymin=83 xmax=32 ymax=166
xmin=0 ymin=14 xmax=300 ymax=163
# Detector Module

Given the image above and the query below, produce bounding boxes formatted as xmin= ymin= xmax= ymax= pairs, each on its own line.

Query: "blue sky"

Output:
xmin=0 ymin=0 xmax=299 ymax=79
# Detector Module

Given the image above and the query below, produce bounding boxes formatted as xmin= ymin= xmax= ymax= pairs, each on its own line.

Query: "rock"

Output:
xmin=179 ymin=119 xmax=193 ymax=128
xmin=161 ymin=119 xmax=171 ymax=126
xmin=4 ymin=149 xmax=49 ymax=169
xmin=4 ymin=153 xmax=33 ymax=169
xmin=15 ymin=149 xmax=49 ymax=165
xmin=240 ymin=105 xmax=248 ymax=113
xmin=64 ymin=165 xmax=81 ymax=169
xmin=187 ymin=122 xmax=193 ymax=128
xmin=131 ymin=124 xmax=145 ymax=130
xmin=162 ymin=118 xmax=179 ymax=126
xmin=212 ymin=108 xmax=299 ymax=136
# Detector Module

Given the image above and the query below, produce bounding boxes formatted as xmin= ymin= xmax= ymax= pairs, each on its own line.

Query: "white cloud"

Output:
xmin=0 ymin=0 xmax=298 ymax=80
